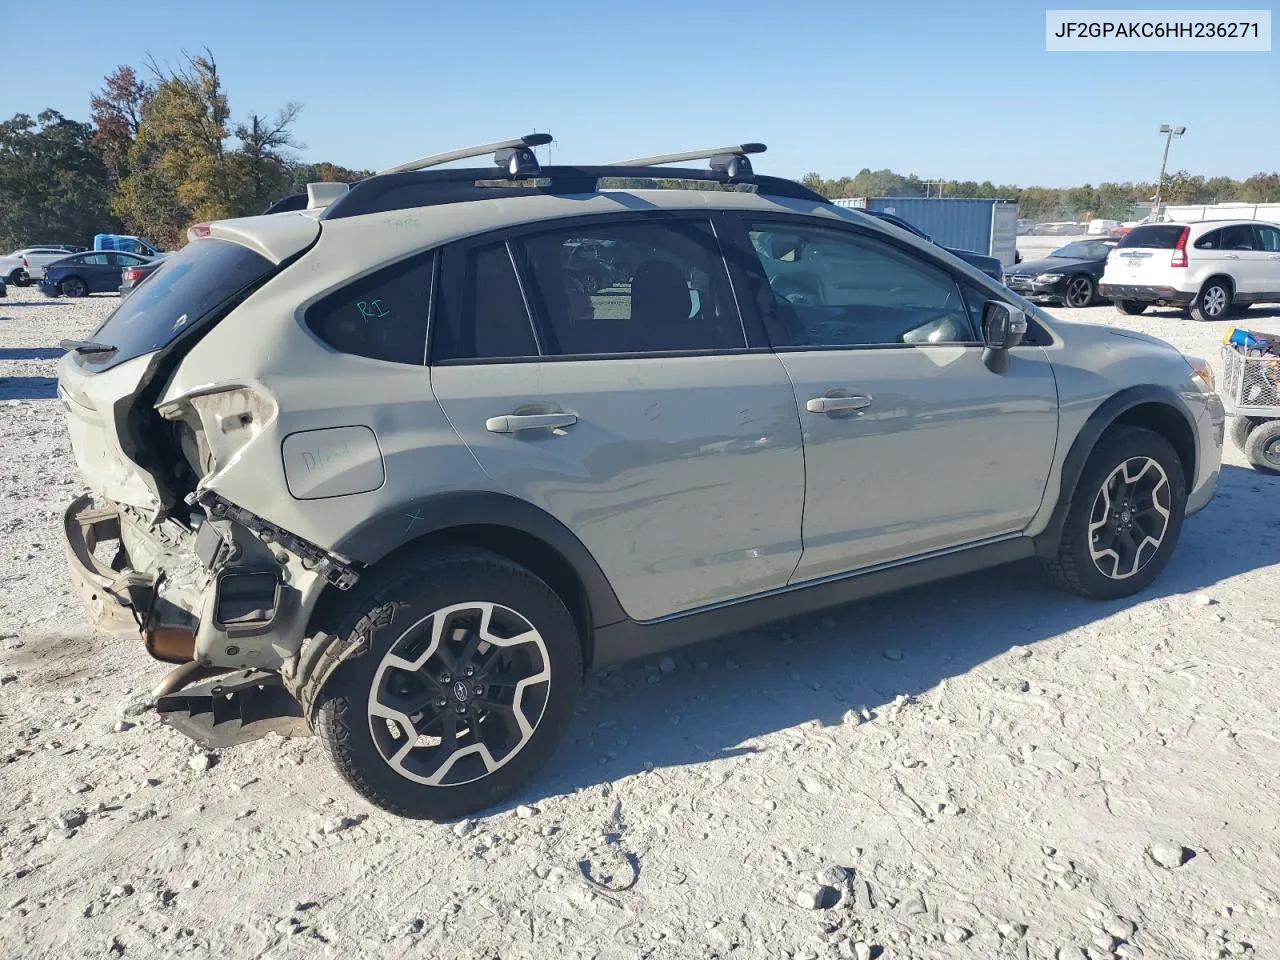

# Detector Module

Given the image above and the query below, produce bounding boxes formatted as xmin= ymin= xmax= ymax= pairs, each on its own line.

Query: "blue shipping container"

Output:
xmin=836 ymin=197 xmax=1020 ymax=267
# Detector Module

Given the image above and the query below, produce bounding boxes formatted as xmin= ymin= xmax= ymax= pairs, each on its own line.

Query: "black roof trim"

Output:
xmin=320 ymin=165 xmax=829 ymax=220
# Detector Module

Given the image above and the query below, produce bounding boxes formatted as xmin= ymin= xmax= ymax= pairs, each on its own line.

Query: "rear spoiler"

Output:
xmin=262 ymin=182 xmax=351 ymax=215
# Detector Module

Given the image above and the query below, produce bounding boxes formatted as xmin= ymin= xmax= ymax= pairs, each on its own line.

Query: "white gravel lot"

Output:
xmin=2 ymin=288 xmax=1280 ymax=960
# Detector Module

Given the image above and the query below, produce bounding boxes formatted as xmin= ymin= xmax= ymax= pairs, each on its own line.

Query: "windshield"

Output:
xmin=86 ymin=238 xmax=274 ymax=371
xmin=1050 ymin=240 xmax=1112 ymax=259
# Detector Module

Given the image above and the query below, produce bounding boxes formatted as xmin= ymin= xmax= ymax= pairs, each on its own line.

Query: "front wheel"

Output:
xmin=1189 ymin=280 xmax=1231 ymax=322
xmin=313 ymin=549 xmax=582 ymax=820
xmin=1243 ymin=420 xmax=1280 ymax=474
xmin=1042 ymin=426 xmax=1187 ymax=600
xmin=1063 ymin=275 xmax=1095 ymax=308
xmin=1116 ymin=300 xmax=1148 ymax=316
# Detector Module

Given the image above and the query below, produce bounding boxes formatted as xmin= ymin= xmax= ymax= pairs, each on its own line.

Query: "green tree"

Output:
xmin=0 ymin=110 xmax=116 ymax=251
xmin=233 ymin=104 xmax=304 ymax=213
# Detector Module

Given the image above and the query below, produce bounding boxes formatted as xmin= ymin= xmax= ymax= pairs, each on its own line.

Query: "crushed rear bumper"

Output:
xmin=62 ymin=494 xmax=152 ymax=639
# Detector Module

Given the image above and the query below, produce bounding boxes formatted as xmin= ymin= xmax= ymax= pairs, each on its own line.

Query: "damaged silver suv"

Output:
xmin=58 ymin=137 xmax=1224 ymax=819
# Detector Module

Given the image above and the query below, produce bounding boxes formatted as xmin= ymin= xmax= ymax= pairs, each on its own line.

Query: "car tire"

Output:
xmin=1116 ymin=300 xmax=1148 ymax=316
xmin=1042 ymin=425 xmax=1187 ymax=601
xmin=1189 ymin=279 xmax=1232 ymax=322
xmin=1063 ymin=275 xmax=1095 ymax=308
xmin=313 ymin=548 xmax=582 ymax=820
xmin=7 ymin=268 xmax=26 ymax=287
xmin=61 ymin=276 xmax=88 ymax=298
xmin=1228 ymin=416 xmax=1263 ymax=452
xmin=1242 ymin=419 xmax=1280 ymax=474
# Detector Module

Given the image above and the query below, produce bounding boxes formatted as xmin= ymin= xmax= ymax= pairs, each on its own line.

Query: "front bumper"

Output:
xmin=38 ymin=280 xmax=60 ymax=298
xmin=1005 ymin=275 xmax=1067 ymax=300
xmin=1187 ymin=394 xmax=1226 ymax=516
xmin=1098 ymin=283 xmax=1194 ymax=305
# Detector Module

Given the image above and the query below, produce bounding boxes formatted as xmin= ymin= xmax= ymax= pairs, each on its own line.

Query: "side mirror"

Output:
xmin=981 ymin=301 xmax=1027 ymax=373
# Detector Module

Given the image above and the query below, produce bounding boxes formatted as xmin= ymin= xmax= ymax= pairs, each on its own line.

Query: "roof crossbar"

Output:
xmin=608 ymin=143 xmax=766 ymax=167
xmin=377 ymin=133 xmax=553 ymax=176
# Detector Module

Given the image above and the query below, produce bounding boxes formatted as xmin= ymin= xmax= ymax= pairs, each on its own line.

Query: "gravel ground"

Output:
xmin=2 ymin=289 xmax=1280 ymax=960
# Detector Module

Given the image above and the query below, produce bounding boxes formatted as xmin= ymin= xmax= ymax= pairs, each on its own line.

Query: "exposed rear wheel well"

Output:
xmin=1108 ymin=402 xmax=1195 ymax=484
xmin=315 ymin=525 xmax=595 ymax=671
xmin=1202 ymin=274 xmax=1235 ymax=297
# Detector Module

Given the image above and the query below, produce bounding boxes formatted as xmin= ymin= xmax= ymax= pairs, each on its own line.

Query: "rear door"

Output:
xmin=1255 ymin=224 xmax=1280 ymax=298
xmin=428 ymin=214 xmax=806 ymax=622
xmin=1216 ymin=223 xmax=1263 ymax=295
xmin=728 ymin=216 xmax=1058 ymax=582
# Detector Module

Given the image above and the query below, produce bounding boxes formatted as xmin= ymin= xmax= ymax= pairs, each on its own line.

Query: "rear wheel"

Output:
xmin=8 ymin=268 xmax=28 ymax=287
xmin=1228 ymin=416 xmax=1263 ymax=452
xmin=314 ymin=549 xmax=582 ymax=820
xmin=1189 ymin=279 xmax=1231 ymax=322
xmin=1243 ymin=420 xmax=1280 ymax=474
xmin=1042 ymin=426 xmax=1187 ymax=600
xmin=1117 ymin=300 xmax=1148 ymax=316
xmin=1063 ymin=275 xmax=1096 ymax=308
xmin=61 ymin=276 xmax=88 ymax=298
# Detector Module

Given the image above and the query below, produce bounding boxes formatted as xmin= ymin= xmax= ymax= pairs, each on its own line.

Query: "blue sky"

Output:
xmin=0 ymin=0 xmax=1275 ymax=186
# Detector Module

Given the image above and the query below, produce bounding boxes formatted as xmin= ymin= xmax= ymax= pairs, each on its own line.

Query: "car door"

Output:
xmin=1252 ymin=224 xmax=1280 ymax=298
xmin=1216 ymin=224 xmax=1262 ymax=295
xmin=428 ymin=215 xmax=806 ymax=622
xmin=731 ymin=216 xmax=1059 ymax=583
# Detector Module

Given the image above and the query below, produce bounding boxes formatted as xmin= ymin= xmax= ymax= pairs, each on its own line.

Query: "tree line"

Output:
xmin=0 ymin=49 xmax=369 ymax=252
xmin=801 ymin=168 xmax=1280 ymax=223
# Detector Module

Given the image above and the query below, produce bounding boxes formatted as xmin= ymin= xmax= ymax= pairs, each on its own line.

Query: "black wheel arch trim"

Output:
xmin=331 ymin=491 xmax=628 ymax=631
xmin=1033 ymin=384 xmax=1198 ymax=557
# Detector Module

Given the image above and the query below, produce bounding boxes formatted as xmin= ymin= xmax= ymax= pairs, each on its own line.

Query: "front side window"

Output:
xmin=748 ymin=224 xmax=974 ymax=347
xmin=518 ymin=219 xmax=744 ymax=356
xmin=304 ymin=253 xmax=433 ymax=364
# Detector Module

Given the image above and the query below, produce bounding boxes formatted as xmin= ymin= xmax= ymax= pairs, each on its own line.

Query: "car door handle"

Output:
xmin=485 ymin=412 xmax=578 ymax=434
xmin=806 ymin=395 xmax=873 ymax=414
xmin=1224 ymin=253 xmax=1241 ymax=260
xmin=1269 ymin=254 xmax=1280 ymax=260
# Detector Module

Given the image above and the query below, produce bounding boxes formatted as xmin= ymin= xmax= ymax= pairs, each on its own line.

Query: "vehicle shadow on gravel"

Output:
xmin=0 ymin=347 xmax=64 ymax=360
xmin=0 ymin=376 xmax=58 ymax=400
xmin=515 ymin=462 xmax=1280 ymax=811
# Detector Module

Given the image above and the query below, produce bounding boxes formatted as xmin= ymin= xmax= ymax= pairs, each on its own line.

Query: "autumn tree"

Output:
xmin=89 ymin=66 xmax=152 ymax=187
xmin=0 ymin=110 xmax=116 ymax=253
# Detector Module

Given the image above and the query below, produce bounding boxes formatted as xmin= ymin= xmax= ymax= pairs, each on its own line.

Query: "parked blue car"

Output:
xmin=39 ymin=251 xmax=152 ymax=298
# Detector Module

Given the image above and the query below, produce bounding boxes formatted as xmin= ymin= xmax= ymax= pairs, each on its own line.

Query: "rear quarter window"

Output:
xmin=87 ymin=239 xmax=275 ymax=370
xmin=1116 ymin=225 xmax=1185 ymax=249
xmin=304 ymin=253 xmax=434 ymax=364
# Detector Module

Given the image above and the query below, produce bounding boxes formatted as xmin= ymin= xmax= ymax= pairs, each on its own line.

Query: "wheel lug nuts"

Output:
xmin=455 ymin=705 xmax=466 ymax=714
xmin=435 ymin=698 xmax=447 ymax=708
xmin=473 ymin=685 xmax=484 ymax=696
xmin=440 ymin=673 xmax=451 ymax=683
xmin=464 ymin=666 xmax=474 ymax=677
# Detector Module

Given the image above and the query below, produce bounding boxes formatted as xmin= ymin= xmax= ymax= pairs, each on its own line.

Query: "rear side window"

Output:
xmin=518 ymin=219 xmax=744 ymax=356
xmin=1194 ymin=230 xmax=1222 ymax=249
xmin=1258 ymin=225 xmax=1280 ymax=252
xmin=305 ymin=253 xmax=433 ymax=363
xmin=432 ymin=243 xmax=540 ymax=362
xmin=1219 ymin=224 xmax=1258 ymax=251
xmin=89 ymin=239 xmax=274 ymax=371
xmin=1116 ymin=225 xmax=1185 ymax=249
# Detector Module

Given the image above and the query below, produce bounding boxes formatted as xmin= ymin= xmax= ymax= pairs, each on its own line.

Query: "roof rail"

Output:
xmin=608 ymin=143 xmax=766 ymax=167
xmin=377 ymin=133 xmax=553 ymax=176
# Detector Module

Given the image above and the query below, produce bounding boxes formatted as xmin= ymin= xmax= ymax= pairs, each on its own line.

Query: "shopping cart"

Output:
xmin=1221 ymin=327 xmax=1280 ymax=473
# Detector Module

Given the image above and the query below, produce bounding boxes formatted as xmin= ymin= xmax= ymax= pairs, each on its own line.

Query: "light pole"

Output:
xmin=1152 ymin=124 xmax=1186 ymax=219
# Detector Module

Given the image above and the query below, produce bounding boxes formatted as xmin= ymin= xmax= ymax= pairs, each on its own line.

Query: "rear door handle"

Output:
xmin=485 ymin=412 xmax=578 ymax=434
xmin=806 ymin=395 xmax=873 ymax=414
xmin=1224 ymin=253 xmax=1241 ymax=260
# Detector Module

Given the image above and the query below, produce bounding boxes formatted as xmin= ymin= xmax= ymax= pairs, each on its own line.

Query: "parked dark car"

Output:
xmin=39 ymin=252 xmax=152 ymax=298
xmin=859 ymin=210 xmax=1005 ymax=283
xmin=1004 ymin=238 xmax=1119 ymax=308
xmin=119 ymin=259 xmax=163 ymax=298
xmin=0 ymin=275 xmax=6 ymax=297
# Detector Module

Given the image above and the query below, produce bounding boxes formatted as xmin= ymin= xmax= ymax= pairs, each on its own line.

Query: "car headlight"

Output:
xmin=1035 ymin=273 xmax=1063 ymax=282
xmin=1185 ymin=354 xmax=1216 ymax=394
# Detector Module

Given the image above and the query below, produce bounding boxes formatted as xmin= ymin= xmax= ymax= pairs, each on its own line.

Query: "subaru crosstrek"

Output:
xmin=57 ymin=137 xmax=1225 ymax=819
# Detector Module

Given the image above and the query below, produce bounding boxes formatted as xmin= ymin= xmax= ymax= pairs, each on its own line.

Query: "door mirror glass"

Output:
xmin=982 ymin=301 xmax=1027 ymax=350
